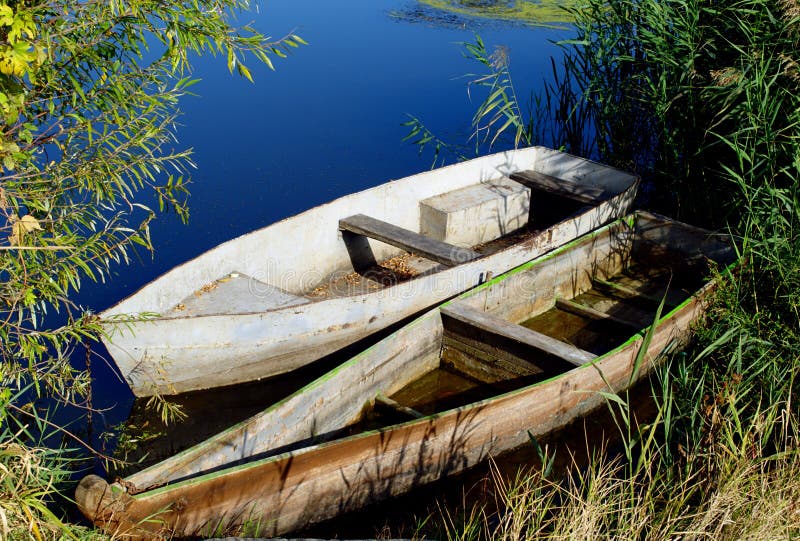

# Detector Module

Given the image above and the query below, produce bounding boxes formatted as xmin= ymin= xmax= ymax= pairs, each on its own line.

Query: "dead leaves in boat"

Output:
xmin=310 ymin=253 xmax=420 ymax=297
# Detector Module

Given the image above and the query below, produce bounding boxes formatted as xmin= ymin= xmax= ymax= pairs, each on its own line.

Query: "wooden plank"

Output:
xmin=441 ymin=302 xmax=596 ymax=367
xmin=555 ymin=298 xmax=645 ymax=331
xmin=375 ymin=392 xmax=425 ymax=420
xmin=592 ymin=277 xmax=671 ymax=307
xmin=510 ymin=170 xmax=607 ymax=205
xmin=339 ymin=214 xmax=480 ymax=267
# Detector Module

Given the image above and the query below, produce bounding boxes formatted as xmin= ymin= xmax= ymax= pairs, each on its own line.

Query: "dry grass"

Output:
xmin=0 ymin=441 xmax=91 ymax=541
xmin=454 ymin=444 xmax=800 ymax=541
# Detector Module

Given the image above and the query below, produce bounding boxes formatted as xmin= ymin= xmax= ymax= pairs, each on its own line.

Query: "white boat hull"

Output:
xmin=101 ymin=147 xmax=638 ymax=396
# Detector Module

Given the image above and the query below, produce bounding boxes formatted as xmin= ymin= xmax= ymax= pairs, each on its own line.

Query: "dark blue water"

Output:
xmin=77 ymin=0 xmax=570 ymax=443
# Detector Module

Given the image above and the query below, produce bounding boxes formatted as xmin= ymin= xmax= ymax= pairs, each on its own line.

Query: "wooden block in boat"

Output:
xmin=339 ymin=214 xmax=480 ymax=266
xmin=441 ymin=302 xmax=597 ymax=368
xmin=509 ymin=170 xmax=608 ymax=205
xmin=419 ymin=178 xmax=530 ymax=246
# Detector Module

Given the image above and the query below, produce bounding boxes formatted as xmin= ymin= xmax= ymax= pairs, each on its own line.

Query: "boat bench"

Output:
xmin=339 ymin=214 xmax=480 ymax=267
xmin=591 ymin=277 xmax=689 ymax=310
xmin=555 ymin=298 xmax=645 ymax=330
xmin=510 ymin=170 xmax=609 ymax=205
xmin=439 ymin=301 xmax=597 ymax=385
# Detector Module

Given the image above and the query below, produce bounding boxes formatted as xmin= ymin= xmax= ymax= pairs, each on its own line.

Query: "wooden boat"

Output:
xmin=100 ymin=147 xmax=638 ymax=397
xmin=77 ymin=211 xmax=737 ymax=538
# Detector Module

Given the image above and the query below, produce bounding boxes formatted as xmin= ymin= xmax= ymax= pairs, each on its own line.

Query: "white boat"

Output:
xmin=77 ymin=211 xmax=737 ymax=538
xmin=101 ymin=147 xmax=638 ymax=396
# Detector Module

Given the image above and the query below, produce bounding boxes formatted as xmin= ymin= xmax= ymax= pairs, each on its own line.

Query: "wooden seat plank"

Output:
xmin=591 ymin=277 xmax=674 ymax=308
xmin=441 ymin=302 xmax=596 ymax=368
xmin=339 ymin=214 xmax=480 ymax=267
xmin=509 ymin=170 xmax=608 ymax=205
xmin=375 ymin=393 xmax=425 ymax=420
xmin=555 ymin=298 xmax=645 ymax=331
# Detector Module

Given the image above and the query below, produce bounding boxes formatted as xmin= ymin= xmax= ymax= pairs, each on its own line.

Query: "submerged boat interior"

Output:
xmin=332 ymin=242 xmax=719 ymax=435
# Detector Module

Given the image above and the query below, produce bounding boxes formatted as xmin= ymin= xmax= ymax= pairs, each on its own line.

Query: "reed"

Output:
xmin=420 ymin=0 xmax=800 ymax=538
xmin=0 ymin=388 xmax=99 ymax=541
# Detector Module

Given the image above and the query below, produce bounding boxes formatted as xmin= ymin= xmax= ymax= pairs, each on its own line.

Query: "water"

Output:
xmin=78 ymin=0 xmax=572 ymax=436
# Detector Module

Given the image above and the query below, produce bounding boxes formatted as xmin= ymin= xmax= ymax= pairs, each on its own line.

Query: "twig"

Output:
xmin=0 ymin=246 xmax=75 ymax=251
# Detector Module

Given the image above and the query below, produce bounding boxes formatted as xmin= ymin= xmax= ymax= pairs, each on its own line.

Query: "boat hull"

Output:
xmin=102 ymin=147 xmax=638 ymax=396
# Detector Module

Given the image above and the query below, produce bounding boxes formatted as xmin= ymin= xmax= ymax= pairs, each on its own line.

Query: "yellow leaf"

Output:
xmin=0 ymin=42 xmax=36 ymax=76
xmin=19 ymin=214 xmax=42 ymax=232
xmin=8 ymin=214 xmax=41 ymax=245
xmin=0 ymin=5 xmax=13 ymax=27
xmin=9 ymin=222 xmax=22 ymax=245
xmin=0 ymin=186 xmax=6 ymax=207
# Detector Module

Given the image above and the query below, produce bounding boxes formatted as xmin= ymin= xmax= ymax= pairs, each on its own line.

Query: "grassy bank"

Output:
xmin=432 ymin=0 xmax=800 ymax=537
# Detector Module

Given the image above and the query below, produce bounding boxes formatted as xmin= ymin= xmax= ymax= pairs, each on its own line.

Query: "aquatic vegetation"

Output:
xmin=394 ymin=0 xmax=578 ymax=27
xmin=419 ymin=0 xmax=577 ymax=24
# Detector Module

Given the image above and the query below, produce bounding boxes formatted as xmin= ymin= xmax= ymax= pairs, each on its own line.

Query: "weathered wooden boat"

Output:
xmin=77 ymin=211 xmax=736 ymax=538
xmin=101 ymin=147 xmax=638 ymax=397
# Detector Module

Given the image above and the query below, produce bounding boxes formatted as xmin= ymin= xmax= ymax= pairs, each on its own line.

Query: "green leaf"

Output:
xmin=597 ymin=391 xmax=628 ymax=407
xmin=0 ymin=5 xmax=13 ymax=26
